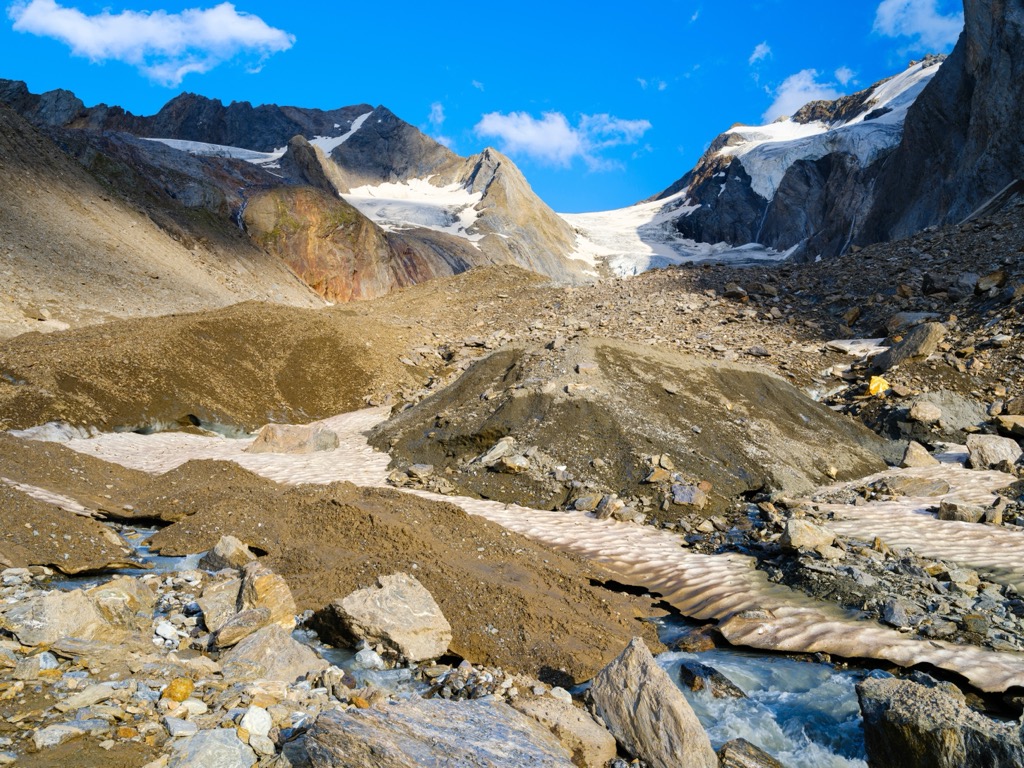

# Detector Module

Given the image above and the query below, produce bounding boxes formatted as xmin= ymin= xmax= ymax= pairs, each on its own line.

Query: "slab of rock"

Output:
xmin=671 ymin=484 xmax=708 ymax=510
xmin=240 ymin=561 xmax=296 ymax=630
xmin=871 ymin=322 xmax=946 ymax=373
xmin=857 ymin=677 xmax=1024 ymax=768
xmin=718 ymin=738 xmax=786 ymax=768
xmin=213 ymin=608 xmax=272 ymax=648
xmin=966 ymin=434 xmax=1022 ymax=470
xmin=221 ymin=624 xmax=326 ymax=683
xmin=317 ymin=573 xmax=451 ymax=663
xmin=0 ymin=589 xmax=108 ymax=646
xmin=168 ymin=728 xmax=257 ymax=768
xmin=510 ymin=696 xmax=617 ymax=768
xmin=589 ymin=638 xmax=717 ymax=768
xmin=909 ymin=401 xmax=943 ymax=425
xmin=199 ymin=535 xmax=257 ymax=572
xmin=306 ymin=699 xmax=574 ymax=767
xmin=245 ymin=423 xmax=339 ymax=455
xmin=87 ymin=576 xmax=156 ymax=628
xmin=197 ymin=577 xmax=242 ymax=634
xmin=902 ymin=441 xmax=940 ymax=468
xmin=938 ymin=500 xmax=987 ymax=524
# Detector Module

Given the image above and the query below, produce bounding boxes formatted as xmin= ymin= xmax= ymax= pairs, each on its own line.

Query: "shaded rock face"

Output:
xmin=372 ymin=338 xmax=891 ymax=519
xmin=305 ymin=699 xmax=574 ymax=767
xmin=857 ymin=676 xmax=1024 ymax=768
xmin=865 ymin=0 xmax=1024 ymax=240
xmin=589 ymin=638 xmax=718 ymax=768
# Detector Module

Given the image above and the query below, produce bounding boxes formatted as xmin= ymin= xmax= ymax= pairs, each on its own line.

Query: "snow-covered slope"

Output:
xmin=343 ymin=178 xmax=485 ymax=245
xmin=629 ymin=58 xmax=947 ymax=265
xmin=719 ymin=60 xmax=938 ymax=202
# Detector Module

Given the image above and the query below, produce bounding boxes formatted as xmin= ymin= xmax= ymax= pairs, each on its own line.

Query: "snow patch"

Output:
xmin=561 ymin=191 xmax=792 ymax=276
xmin=343 ymin=178 xmax=485 ymax=246
xmin=143 ymin=137 xmax=286 ymax=166
xmin=309 ymin=111 xmax=372 ymax=155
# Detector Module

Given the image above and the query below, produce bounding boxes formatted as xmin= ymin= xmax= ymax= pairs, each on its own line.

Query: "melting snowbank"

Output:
xmin=51 ymin=408 xmax=1024 ymax=692
xmin=342 ymin=179 xmax=484 ymax=245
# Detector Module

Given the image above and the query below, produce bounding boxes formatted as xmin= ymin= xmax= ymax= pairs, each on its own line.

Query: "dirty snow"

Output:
xmin=343 ymin=178 xmax=484 ymax=245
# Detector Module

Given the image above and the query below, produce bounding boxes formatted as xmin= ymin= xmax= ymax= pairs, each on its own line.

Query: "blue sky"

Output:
xmin=2 ymin=0 xmax=964 ymax=212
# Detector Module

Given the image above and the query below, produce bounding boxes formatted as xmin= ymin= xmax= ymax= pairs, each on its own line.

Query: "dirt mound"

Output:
xmin=371 ymin=338 xmax=893 ymax=519
xmin=148 ymin=478 xmax=660 ymax=684
xmin=0 ymin=302 xmax=428 ymax=431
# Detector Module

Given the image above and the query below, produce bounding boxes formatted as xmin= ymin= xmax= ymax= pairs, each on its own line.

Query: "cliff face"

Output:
xmin=863 ymin=0 xmax=1024 ymax=240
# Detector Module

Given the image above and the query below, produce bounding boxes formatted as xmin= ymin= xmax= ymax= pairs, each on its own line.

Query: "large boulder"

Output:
xmin=168 ymin=728 xmax=256 ymax=768
xmin=314 ymin=573 xmax=451 ymax=663
xmin=510 ymin=696 xmax=618 ymax=768
xmin=239 ymin=561 xmax=297 ymax=630
xmin=589 ymin=638 xmax=717 ymax=768
xmin=0 ymin=589 xmax=109 ymax=646
xmin=870 ymin=323 xmax=946 ymax=373
xmin=966 ymin=434 xmax=1023 ymax=470
xmin=305 ymin=699 xmax=574 ymax=767
xmin=245 ymin=423 xmax=340 ymax=455
xmin=857 ymin=676 xmax=1024 ymax=767
xmin=199 ymin=535 xmax=256 ymax=572
xmin=221 ymin=624 xmax=327 ymax=683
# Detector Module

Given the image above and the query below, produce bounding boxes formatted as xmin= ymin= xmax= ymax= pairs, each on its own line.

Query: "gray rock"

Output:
xmin=245 ymin=423 xmax=339 ymax=455
xmin=33 ymin=723 xmax=88 ymax=750
xmin=164 ymin=716 xmax=199 ymax=738
xmin=306 ymin=699 xmax=574 ymax=767
xmin=318 ymin=573 xmax=451 ymax=663
xmin=677 ymin=660 xmax=746 ymax=699
xmin=938 ymin=500 xmax=987 ymax=524
xmin=214 ymin=608 xmax=272 ymax=648
xmin=169 ymin=728 xmax=257 ymax=768
xmin=199 ymin=535 xmax=257 ymax=572
xmin=871 ymin=323 xmax=946 ymax=373
xmin=510 ymin=696 xmax=617 ymax=768
xmin=779 ymin=518 xmax=835 ymax=553
xmin=902 ymin=441 xmax=940 ymax=468
xmin=0 ymin=589 xmax=108 ymax=647
xmin=240 ymin=705 xmax=273 ymax=739
xmin=908 ymin=401 xmax=943 ymax=425
xmin=478 ymin=437 xmax=516 ymax=467
xmin=671 ymin=484 xmax=708 ymax=509
xmin=221 ymin=624 xmax=327 ymax=683
xmin=718 ymin=738 xmax=786 ymax=768
xmin=966 ymin=434 xmax=1023 ymax=470
xmin=197 ymin=576 xmax=242 ymax=634
xmin=858 ymin=677 xmax=1024 ymax=767
xmin=589 ymin=638 xmax=717 ymax=768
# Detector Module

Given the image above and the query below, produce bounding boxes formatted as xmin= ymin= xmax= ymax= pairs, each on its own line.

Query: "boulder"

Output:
xmin=938 ymin=500 xmax=987 ymax=524
xmin=213 ymin=608 xmax=272 ymax=648
xmin=87 ymin=576 xmax=157 ymax=627
xmin=779 ymin=518 xmax=836 ymax=553
xmin=718 ymin=738 xmax=786 ymax=768
xmin=589 ymin=638 xmax=717 ymax=768
xmin=510 ymin=696 xmax=618 ymax=768
xmin=871 ymin=323 xmax=946 ymax=373
xmin=677 ymin=659 xmax=746 ymax=699
xmin=221 ymin=624 xmax=327 ymax=683
xmin=199 ymin=535 xmax=257 ymax=572
xmin=908 ymin=401 xmax=943 ymax=425
xmin=967 ymin=435 xmax=1022 ymax=470
xmin=240 ymin=561 xmax=297 ymax=630
xmin=306 ymin=699 xmax=574 ymax=767
xmin=245 ymin=423 xmax=339 ymax=455
xmin=0 ymin=589 xmax=108 ymax=646
xmin=901 ymin=441 xmax=940 ymax=468
xmin=168 ymin=728 xmax=257 ymax=768
xmin=197 ymin=576 xmax=242 ymax=634
xmin=316 ymin=573 xmax=451 ymax=663
xmin=857 ymin=677 xmax=1024 ymax=768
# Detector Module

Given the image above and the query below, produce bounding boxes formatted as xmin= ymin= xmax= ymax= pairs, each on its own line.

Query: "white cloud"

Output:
xmin=763 ymin=69 xmax=842 ymax=122
xmin=7 ymin=0 xmax=294 ymax=86
xmin=471 ymin=79 xmax=484 ymax=91
xmin=835 ymin=66 xmax=857 ymax=86
xmin=749 ymin=42 xmax=771 ymax=65
xmin=473 ymin=110 xmax=651 ymax=171
xmin=637 ymin=77 xmax=667 ymax=91
xmin=690 ymin=9 xmax=700 ymax=22
xmin=873 ymin=0 xmax=964 ymax=51
xmin=429 ymin=102 xmax=445 ymax=128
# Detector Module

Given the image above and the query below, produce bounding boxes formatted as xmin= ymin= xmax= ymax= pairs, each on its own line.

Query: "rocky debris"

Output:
xmin=677 ymin=659 xmax=746 ymax=699
xmin=779 ymin=518 xmax=838 ymax=558
xmin=857 ymin=675 xmax=1024 ymax=768
xmin=754 ymin=512 xmax=1024 ymax=652
xmin=245 ymin=423 xmax=340 ymax=455
xmin=717 ymin=738 xmax=787 ymax=768
xmin=589 ymin=638 xmax=718 ymax=768
xmin=198 ymin=535 xmax=257 ymax=572
xmin=312 ymin=574 xmax=452 ymax=663
xmin=967 ymin=434 xmax=1023 ymax=470
xmin=306 ymin=698 xmax=575 ymax=767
